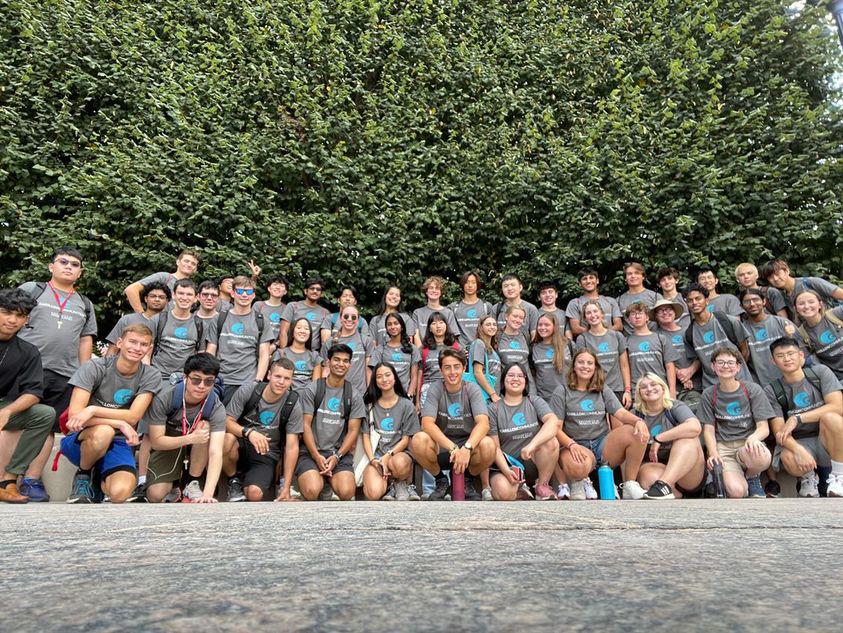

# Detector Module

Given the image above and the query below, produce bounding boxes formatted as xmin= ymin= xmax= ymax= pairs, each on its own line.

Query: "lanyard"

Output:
xmin=181 ymin=393 xmax=207 ymax=436
xmin=48 ymin=282 xmax=75 ymax=323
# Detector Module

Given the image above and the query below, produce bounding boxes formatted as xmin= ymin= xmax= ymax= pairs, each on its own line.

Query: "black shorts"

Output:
xmin=295 ymin=450 xmax=354 ymax=477
xmin=490 ymin=459 xmax=539 ymax=485
xmin=237 ymin=439 xmax=279 ymax=495
xmin=641 ymin=443 xmax=673 ymax=466
xmin=42 ymin=369 xmax=69 ymax=432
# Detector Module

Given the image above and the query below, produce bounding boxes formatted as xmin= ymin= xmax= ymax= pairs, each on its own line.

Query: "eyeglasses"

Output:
xmin=187 ymin=376 xmax=216 ymax=387
xmin=307 ymin=286 xmax=323 ymax=292
xmin=342 ymin=315 xmax=358 ymax=321
xmin=54 ymin=258 xmax=82 ymax=269
xmin=507 ymin=373 xmax=526 ymax=380
xmin=714 ymin=360 xmax=738 ymax=368
xmin=234 ymin=288 xmax=255 ymax=296
xmin=773 ymin=351 xmax=800 ymax=360
xmin=200 ymin=292 xmax=219 ymax=299
xmin=146 ymin=293 xmax=169 ymax=301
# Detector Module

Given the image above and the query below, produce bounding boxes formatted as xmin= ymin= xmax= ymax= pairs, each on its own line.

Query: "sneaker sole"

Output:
xmin=643 ymin=493 xmax=675 ymax=500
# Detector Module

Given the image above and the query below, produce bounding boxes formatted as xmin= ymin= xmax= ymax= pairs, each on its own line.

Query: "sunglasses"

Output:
xmin=342 ymin=314 xmax=358 ymax=321
xmin=307 ymin=286 xmax=323 ymax=292
xmin=187 ymin=376 xmax=216 ymax=387
xmin=200 ymin=292 xmax=219 ymax=299
xmin=54 ymin=257 xmax=82 ymax=269
xmin=234 ymin=288 xmax=255 ymax=296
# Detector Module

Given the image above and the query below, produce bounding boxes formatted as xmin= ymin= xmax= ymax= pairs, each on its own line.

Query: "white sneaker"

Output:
xmin=406 ymin=484 xmax=421 ymax=501
xmin=481 ymin=486 xmax=493 ymax=502
xmin=621 ymin=480 xmax=646 ymax=500
xmin=556 ymin=483 xmax=570 ymax=500
xmin=583 ymin=478 xmax=598 ymax=500
xmin=826 ymin=473 xmax=843 ymax=498
xmin=183 ymin=480 xmax=203 ymax=502
xmin=798 ymin=471 xmax=820 ymax=498
xmin=570 ymin=479 xmax=587 ymax=501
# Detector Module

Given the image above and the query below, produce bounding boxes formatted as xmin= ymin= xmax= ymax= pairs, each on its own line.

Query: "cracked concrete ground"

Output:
xmin=3 ymin=499 xmax=842 ymax=632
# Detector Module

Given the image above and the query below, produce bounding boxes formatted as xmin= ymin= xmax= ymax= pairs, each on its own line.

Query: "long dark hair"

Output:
xmin=385 ymin=312 xmax=413 ymax=354
xmin=423 ymin=311 xmax=457 ymax=350
xmin=376 ymin=285 xmax=404 ymax=316
xmin=365 ymin=363 xmax=409 ymax=405
xmin=286 ymin=317 xmax=313 ymax=350
xmin=499 ymin=362 xmax=531 ymax=398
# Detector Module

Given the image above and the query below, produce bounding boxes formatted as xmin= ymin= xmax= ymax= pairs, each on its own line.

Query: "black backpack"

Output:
xmin=684 ymin=311 xmax=741 ymax=350
xmin=241 ymin=381 xmax=300 ymax=431
xmin=217 ymin=308 xmax=264 ymax=339
xmin=153 ymin=311 xmax=205 ymax=356
xmin=312 ymin=378 xmax=353 ymax=427
xmin=768 ymin=367 xmax=823 ymax=420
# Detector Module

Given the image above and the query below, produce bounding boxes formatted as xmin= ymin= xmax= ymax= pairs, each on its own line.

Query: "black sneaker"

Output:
xmin=66 ymin=472 xmax=96 ymax=504
xmin=427 ymin=473 xmax=450 ymax=501
xmin=127 ymin=484 xmax=148 ymax=503
xmin=228 ymin=477 xmax=245 ymax=502
xmin=764 ymin=480 xmax=781 ymax=498
xmin=643 ymin=480 xmax=675 ymax=500
xmin=464 ymin=475 xmax=482 ymax=501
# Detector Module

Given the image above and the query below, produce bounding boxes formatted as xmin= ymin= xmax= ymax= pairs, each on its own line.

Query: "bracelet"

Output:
xmin=449 ymin=445 xmax=459 ymax=456
xmin=624 ymin=387 xmax=631 ymax=392
xmin=796 ymin=415 xmax=803 ymax=425
xmin=243 ymin=428 xmax=252 ymax=439
xmin=564 ymin=440 xmax=575 ymax=451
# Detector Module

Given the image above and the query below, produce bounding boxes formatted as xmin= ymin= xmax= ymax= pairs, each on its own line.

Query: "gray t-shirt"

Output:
xmin=549 ymin=384 xmax=622 ymax=441
xmin=699 ymin=381 xmax=775 ymax=442
xmin=448 ymin=300 xmax=495 ymax=345
xmin=640 ymin=401 xmax=696 ymax=436
xmin=69 ymin=356 xmax=162 ymax=435
xmin=106 ymin=313 xmax=154 ymax=345
xmin=280 ymin=301 xmax=329 ymax=350
xmin=497 ymin=331 xmax=531 ymax=368
xmin=299 ymin=380 xmax=366 ymax=452
xmin=320 ymin=312 xmax=370 ymax=340
xmin=150 ymin=311 xmax=208 ymax=379
xmin=18 ymin=282 xmax=98 ymax=377
xmin=489 ymin=396 xmax=553 ymax=456
xmin=494 ymin=300 xmax=539 ymax=338
xmin=799 ymin=306 xmax=843 ymax=379
xmin=144 ymin=384 xmax=228 ymax=435
xmin=685 ymin=314 xmax=752 ymax=388
xmin=421 ymin=345 xmax=456 ymax=384
xmin=565 ymin=295 xmax=621 ymax=330
xmin=321 ymin=332 xmax=374 ymax=395
xmin=211 ymin=310 xmax=275 ymax=387
xmin=531 ymin=341 xmax=572 ymax=400
xmin=368 ymin=312 xmax=418 ymax=346
xmin=137 ymin=271 xmax=177 ymax=291
xmin=657 ymin=325 xmax=701 ymax=391
xmin=254 ymin=301 xmax=286 ymax=342
xmin=276 ymin=347 xmax=321 ymax=392
xmin=785 ymin=277 xmax=841 ymax=320
xmin=763 ymin=364 xmax=841 ymax=438
xmin=226 ymin=382 xmax=304 ymax=460
xmin=707 ymin=294 xmax=743 ymax=317
xmin=626 ymin=332 xmax=679 ymax=386
xmin=420 ymin=381 xmax=488 ymax=442
xmin=743 ymin=315 xmax=798 ymax=386
xmin=369 ymin=343 xmax=421 ymax=393
xmin=576 ymin=330 xmax=627 ymax=392
xmin=412 ymin=305 xmax=460 ymax=341
xmin=538 ymin=307 xmax=568 ymax=331
xmin=617 ymin=289 xmax=663 ymax=335
xmin=469 ymin=340 xmax=502 ymax=384
xmin=362 ymin=398 xmax=420 ymax=454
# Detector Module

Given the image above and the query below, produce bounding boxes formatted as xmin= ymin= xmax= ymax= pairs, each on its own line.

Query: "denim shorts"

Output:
xmin=575 ymin=434 xmax=608 ymax=464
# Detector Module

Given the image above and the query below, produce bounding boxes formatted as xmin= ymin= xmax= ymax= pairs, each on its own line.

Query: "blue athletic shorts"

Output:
xmin=61 ymin=431 xmax=137 ymax=479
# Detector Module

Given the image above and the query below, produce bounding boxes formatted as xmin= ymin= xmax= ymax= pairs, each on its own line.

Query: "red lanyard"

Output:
xmin=48 ymin=281 xmax=75 ymax=318
xmin=181 ymin=393 xmax=207 ymax=436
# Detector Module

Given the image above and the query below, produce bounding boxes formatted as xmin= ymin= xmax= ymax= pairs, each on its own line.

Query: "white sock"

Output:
xmin=831 ymin=460 xmax=843 ymax=476
xmin=137 ymin=475 xmax=147 ymax=486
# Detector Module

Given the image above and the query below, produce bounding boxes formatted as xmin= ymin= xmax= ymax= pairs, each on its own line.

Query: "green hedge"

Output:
xmin=2 ymin=0 xmax=841 ymax=327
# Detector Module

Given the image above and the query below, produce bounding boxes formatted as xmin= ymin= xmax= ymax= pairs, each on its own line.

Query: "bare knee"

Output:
xmin=490 ymin=476 xmax=517 ymax=501
xmin=298 ymin=474 xmax=323 ymax=501
xmin=820 ymin=412 xmax=843 ymax=433
xmin=245 ymin=485 xmax=265 ymax=502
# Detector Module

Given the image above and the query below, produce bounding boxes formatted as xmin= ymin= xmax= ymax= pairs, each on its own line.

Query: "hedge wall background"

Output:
xmin=1 ymin=0 xmax=841 ymax=328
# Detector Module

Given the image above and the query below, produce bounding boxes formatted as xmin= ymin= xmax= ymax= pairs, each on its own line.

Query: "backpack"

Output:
xmin=796 ymin=309 xmax=843 ymax=352
xmin=768 ymin=367 xmax=823 ymax=420
xmin=313 ymin=378 xmax=353 ymax=427
xmin=27 ymin=281 xmax=94 ymax=325
xmin=240 ymin=381 xmax=299 ymax=432
xmin=217 ymin=308 xmax=264 ymax=340
xmin=153 ymin=311 xmax=205 ymax=356
xmin=684 ymin=311 xmax=742 ymax=351
xmin=166 ymin=377 xmax=224 ymax=430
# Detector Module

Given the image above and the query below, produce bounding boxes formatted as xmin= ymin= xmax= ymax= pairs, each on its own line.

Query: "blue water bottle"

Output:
xmin=598 ymin=463 xmax=616 ymax=500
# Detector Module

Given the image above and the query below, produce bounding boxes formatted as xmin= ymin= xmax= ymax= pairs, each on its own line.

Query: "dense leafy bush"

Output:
xmin=2 ymin=1 xmax=840 ymax=328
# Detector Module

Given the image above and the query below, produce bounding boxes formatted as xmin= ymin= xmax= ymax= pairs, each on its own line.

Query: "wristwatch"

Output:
xmin=463 ymin=441 xmax=473 ymax=451
xmin=243 ymin=428 xmax=252 ymax=439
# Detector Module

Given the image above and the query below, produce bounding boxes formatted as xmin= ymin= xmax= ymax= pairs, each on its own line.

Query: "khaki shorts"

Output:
xmin=147 ymin=447 xmax=187 ymax=485
xmin=717 ymin=439 xmax=751 ymax=474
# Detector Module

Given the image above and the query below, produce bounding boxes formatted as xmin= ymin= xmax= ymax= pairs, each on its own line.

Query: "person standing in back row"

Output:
xmin=279 ymin=277 xmax=330 ymax=351
xmin=123 ymin=249 xmax=200 ymax=313
xmin=616 ymin=262 xmax=663 ymax=336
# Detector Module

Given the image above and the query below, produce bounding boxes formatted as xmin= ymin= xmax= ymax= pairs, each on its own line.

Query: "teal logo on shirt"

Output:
xmin=259 ymin=411 xmax=275 ymax=426
xmin=391 ymin=352 xmax=403 ymax=362
xmin=545 ymin=349 xmax=554 ymax=360
xmin=270 ymin=312 xmax=281 ymax=323
xmin=508 ymin=341 xmax=521 ymax=349
xmin=467 ymin=308 xmax=477 ymax=318
xmin=638 ymin=341 xmax=651 ymax=352
xmin=819 ymin=330 xmax=836 ymax=345
xmin=650 ymin=424 xmax=663 ymax=437
xmin=113 ymin=389 xmax=133 ymax=405
xmin=306 ymin=311 xmax=317 ymax=321
xmin=173 ymin=327 xmax=189 ymax=340
xmin=793 ymin=392 xmax=811 ymax=408
xmin=512 ymin=412 xmax=527 ymax=427
xmin=726 ymin=402 xmax=742 ymax=416
xmin=327 ymin=397 xmax=341 ymax=412
xmin=447 ymin=402 xmax=462 ymax=417
xmin=580 ymin=399 xmax=595 ymax=412
xmin=380 ymin=417 xmax=395 ymax=432
xmin=707 ymin=305 xmax=715 ymax=313
xmin=755 ymin=328 xmax=768 ymax=341
xmin=671 ymin=335 xmax=682 ymax=345
xmin=347 ymin=342 xmax=357 ymax=351
xmin=597 ymin=343 xmax=609 ymax=353
xmin=703 ymin=331 xmax=716 ymax=344
xmin=295 ymin=360 xmax=308 ymax=371
xmin=231 ymin=323 xmax=245 ymax=335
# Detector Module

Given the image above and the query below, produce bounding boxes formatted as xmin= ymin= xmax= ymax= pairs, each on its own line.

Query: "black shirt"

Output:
xmin=0 ymin=336 xmax=44 ymax=401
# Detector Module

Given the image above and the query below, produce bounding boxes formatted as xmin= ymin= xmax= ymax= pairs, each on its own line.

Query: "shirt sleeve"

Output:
xmin=286 ymin=401 xmax=304 ymax=434
xmin=420 ymin=382 xmax=442 ymax=419
xmin=15 ymin=345 xmax=44 ymax=399
xmin=698 ymin=388 xmax=715 ymax=425
xmin=402 ymin=400 xmax=420 ymax=436
xmin=548 ymin=386 xmax=567 ymax=421
xmin=349 ymin=389 xmax=366 ymax=420
xmin=138 ymin=367 xmax=163 ymax=396
xmin=280 ymin=303 xmax=295 ymax=324
xmin=105 ymin=315 xmax=127 ymax=345
xmin=68 ymin=359 xmax=102 ymax=392
xmin=616 ymin=331 xmax=627 ymax=353
xmin=465 ymin=382 xmax=488 ymax=417
xmin=299 ymin=382 xmax=316 ymax=418
xmin=669 ymin=402 xmax=696 ymax=424
xmin=259 ymin=316 xmax=276 ymax=344
xmin=137 ymin=272 xmax=169 ymax=287
xmin=532 ymin=396 xmax=554 ymax=420
xmin=143 ymin=390 xmax=170 ymax=426
xmin=369 ymin=346 xmax=383 ymax=368
xmin=487 ymin=402 xmax=499 ymax=435
xmin=608 ymin=297 xmax=623 ymax=319
xmin=319 ymin=314 xmax=333 ymax=333
xmin=81 ymin=298 xmax=98 ymax=338
xmin=564 ymin=299 xmax=581 ymax=321
xmin=729 ymin=315 xmax=750 ymax=344
xmin=660 ymin=333 xmax=680 ymax=364
xmin=806 ymin=277 xmax=841 ymax=300
xmin=208 ymin=401 xmax=229 ymax=433
xmin=816 ymin=364 xmax=842 ymax=396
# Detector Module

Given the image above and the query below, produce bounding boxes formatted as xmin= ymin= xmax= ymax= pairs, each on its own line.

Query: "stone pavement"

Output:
xmin=3 ymin=499 xmax=842 ymax=632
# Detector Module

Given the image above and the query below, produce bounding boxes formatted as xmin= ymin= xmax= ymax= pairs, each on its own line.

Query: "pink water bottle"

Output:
xmin=451 ymin=471 xmax=465 ymax=501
